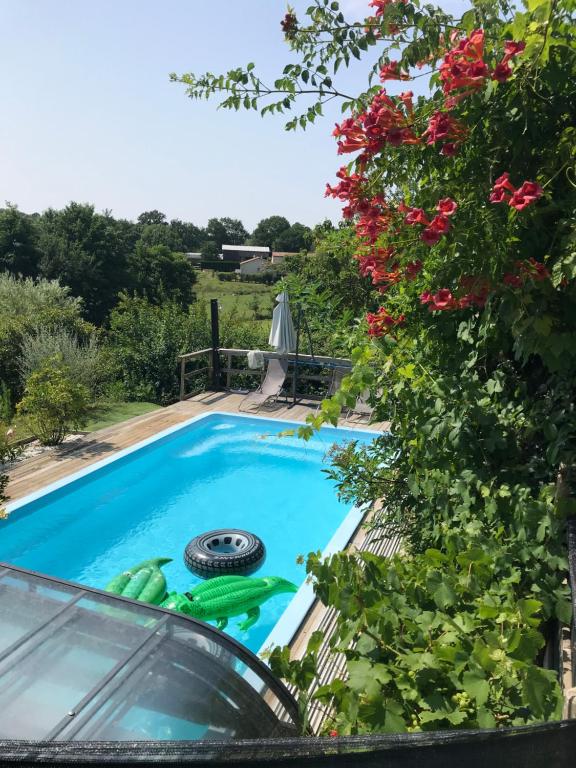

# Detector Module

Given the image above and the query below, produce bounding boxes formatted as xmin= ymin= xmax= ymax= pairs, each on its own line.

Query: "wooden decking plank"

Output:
xmin=284 ymin=512 xmax=401 ymax=734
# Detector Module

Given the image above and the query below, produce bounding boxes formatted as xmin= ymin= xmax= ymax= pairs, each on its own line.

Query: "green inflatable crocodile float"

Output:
xmin=105 ymin=557 xmax=172 ymax=605
xmin=161 ymin=575 xmax=298 ymax=631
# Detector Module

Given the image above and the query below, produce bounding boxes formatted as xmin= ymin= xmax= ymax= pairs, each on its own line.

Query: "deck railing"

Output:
xmin=178 ymin=347 xmax=352 ymax=402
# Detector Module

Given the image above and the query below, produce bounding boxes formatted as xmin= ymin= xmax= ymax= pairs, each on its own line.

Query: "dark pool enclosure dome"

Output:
xmin=0 ymin=563 xmax=298 ymax=743
xmin=0 ymin=558 xmax=575 ymax=767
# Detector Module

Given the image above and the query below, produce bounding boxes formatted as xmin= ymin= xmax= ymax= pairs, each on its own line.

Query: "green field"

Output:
xmin=194 ymin=271 xmax=278 ymax=323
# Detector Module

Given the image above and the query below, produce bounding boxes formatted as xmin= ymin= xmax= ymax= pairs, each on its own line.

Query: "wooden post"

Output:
xmin=179 ymin=358 xmax=186 ymax=401
xmin=291 ymin=306 xmax=302 ymax=407
xmin=210 ymin=298 xmax=221 ymax=390
xmin=226 ymin=352 xmax=231 ymax=390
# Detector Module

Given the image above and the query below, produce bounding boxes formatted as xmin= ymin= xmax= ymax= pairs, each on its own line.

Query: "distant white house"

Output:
xmin=222 ymin=244 xmax=271 ymax=262
xmin=238 ymin=256 xmax=267 ymax=276
xmin=271 ymin=251 xmax=298 ymax=265
xmin=184 ymin=252 xmax=202 ymax=262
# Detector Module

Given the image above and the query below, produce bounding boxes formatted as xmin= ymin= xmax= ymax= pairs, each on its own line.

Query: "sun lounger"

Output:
xmin=344 ymin=389 xmax=375 ymax=423
xmin=315 ymin=366 xmax=348 ymax=413
xmin=239 ymin=358 xmax=288 ymax=412
xmin=327 ymin=366 xmax=347 ymax=397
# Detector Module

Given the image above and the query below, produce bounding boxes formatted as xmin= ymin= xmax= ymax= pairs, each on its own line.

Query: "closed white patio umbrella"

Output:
xmin=268 ymin=291 xmax=296 ymax=354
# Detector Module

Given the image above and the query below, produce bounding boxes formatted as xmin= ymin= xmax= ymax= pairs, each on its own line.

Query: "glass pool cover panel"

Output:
xmin=0 ymin=565 xmax=298 ymax=742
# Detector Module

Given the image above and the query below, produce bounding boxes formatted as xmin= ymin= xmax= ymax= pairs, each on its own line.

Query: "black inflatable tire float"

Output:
xmin=184 ymin=529 xmax=266 ymax=578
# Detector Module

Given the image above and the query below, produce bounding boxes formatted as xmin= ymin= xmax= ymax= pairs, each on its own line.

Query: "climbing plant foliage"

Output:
xmin=175 ymin=0 xmax=576 ymax=734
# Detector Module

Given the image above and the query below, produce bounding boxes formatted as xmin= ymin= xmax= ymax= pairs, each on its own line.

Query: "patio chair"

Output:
xmin=328 ymin=366 xmax=348 ymax=397
xmin=344 ymin=389 xmax=375 ymax=424
xmin=315 ymin=366 xmax=348 ymax=413
xmin=239 ymin=357 xmax=288 ymax=412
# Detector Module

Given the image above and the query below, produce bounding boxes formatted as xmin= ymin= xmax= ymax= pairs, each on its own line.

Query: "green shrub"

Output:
xmin=19 ymin=327 xmax=103 ymax=397
xmin=0 ymin=423 xmax=19 ymax=519
xmin=106 ymin=295 xmax=197 ymax=404
xmin=0 ymin=273 xmax=82 ymax=317
xmin=17 ymin=357 xmax=89 ymax=445
xmin=240 ymin=265 xmax=288 ymax=284
xmin=0 ymin=273 xmax=93 ymax=403
xmin=0 ymin=381 xmax=13 ymax=423
xmin=271 ymin=532 xmax=568 ymax=734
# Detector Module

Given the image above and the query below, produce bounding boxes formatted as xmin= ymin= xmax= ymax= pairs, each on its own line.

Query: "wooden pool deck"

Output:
xmin=5 ymin=391 xmax=397 ymax=734
xmin=6 ymin=391 xmax=389 ymax=502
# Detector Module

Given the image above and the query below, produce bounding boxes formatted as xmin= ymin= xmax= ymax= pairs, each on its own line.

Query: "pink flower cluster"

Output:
xmin=420 ymin=277 xmax=489 ymax=312
xmin=332 ymin=88 xmax=419 ymax=159
xmin=489 ymin=173 xmax=543 ymax=210
xmin=356 ymin=246 xmax=422 ymax=293
xmin=503 ymin=259 xmax=550 ymax=287
xmin=366 ymin=306 xmax=405 ymax=337
xmin=368 ymin=0 xmax=407 ymax=17
xmin=423 ymin=111 xmax=467 ymax=156
xmin=440 ymin=30 xmax=525 ymax=107
xmin=379 ymin=61 xmax=411 ymax=82
xmin=325 ymin=167 xmax=394 ymax=244
xmin=403 ymin=197 xmax=458 ymax=245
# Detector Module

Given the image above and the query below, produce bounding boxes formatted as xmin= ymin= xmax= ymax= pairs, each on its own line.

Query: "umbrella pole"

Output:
xmin=291 ymin=305 xmax=302 ymax=407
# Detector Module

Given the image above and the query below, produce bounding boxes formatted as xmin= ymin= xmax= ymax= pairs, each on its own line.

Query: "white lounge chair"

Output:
xmin=239 ymin=358 xmax=288 ymax=412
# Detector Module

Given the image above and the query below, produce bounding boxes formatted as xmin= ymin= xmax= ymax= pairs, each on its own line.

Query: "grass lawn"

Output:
xmin=194 ymin=271 xmax=278 ymax=322
xmin=6 ymin=401 xmax=162 ymax=443
xmin=84 ymin=401 xmax=162 ymax=432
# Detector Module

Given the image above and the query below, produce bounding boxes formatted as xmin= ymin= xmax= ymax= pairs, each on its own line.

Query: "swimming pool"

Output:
xmin=1 ymin=412 xmax=378 ymax=654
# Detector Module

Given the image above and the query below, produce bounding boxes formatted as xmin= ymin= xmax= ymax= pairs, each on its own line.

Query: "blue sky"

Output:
xmin=0 ymin=1 xmax=466 ymax=231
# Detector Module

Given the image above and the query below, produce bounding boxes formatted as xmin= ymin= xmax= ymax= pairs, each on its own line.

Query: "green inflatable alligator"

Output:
xmin=105 ymin=557 xmax=172 ymax=605
xmin=161 ymin=575 xmax=298 ymax=631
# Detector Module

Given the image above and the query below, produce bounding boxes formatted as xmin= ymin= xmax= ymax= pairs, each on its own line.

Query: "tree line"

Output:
xmin=0 ymin=203 xmax=316 ymax=324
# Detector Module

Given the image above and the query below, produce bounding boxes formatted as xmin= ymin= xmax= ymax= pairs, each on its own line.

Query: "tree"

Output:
xmin=289 ymin=226 xmax=373 ymax=316
xmin=273 ymin=222 xmax=312 ymax=252
xmin=136 ymin=223 xmax=184 ymax=251
xmin=169 ymin=218 xmax=205 ymax=251
xmin=0 ymin=204 xmax=41 ymax=277
xmin=249 ymin=215 xmax=290 ymax=247
xmin=107 ymin=295 xmax=192 ymax=404
xmin=310 ymin=218 xmax=336 ymax=245
xmin=200 ymin=239 xmax=220 ymax=260
xmin=38 ymin=203 xmax=131 ymax=324
xmin=175 ymin=0 xmax=576 ymax=734
xmin=137 ymin=210 xmax=167 ymax=226
xmin=129 ymin=243 xmax=196 ymax=307
xmin=205 ymin=217 xmax=248 ymax=249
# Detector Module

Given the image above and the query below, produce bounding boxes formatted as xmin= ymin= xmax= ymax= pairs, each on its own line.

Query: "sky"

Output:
xmin=0 ymin=0 xmax=466 ymax=232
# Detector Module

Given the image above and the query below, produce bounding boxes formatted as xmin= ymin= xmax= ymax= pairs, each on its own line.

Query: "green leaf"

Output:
xmin=433 ymin=581 xmax=457 ymax=609
xmin=347 ymin=659 xmax=383 ymax=698
xmin=533 ymin=316 xmax=553 ymax=337
xmin=517 ymin=598 xmax=542 ymax=624
xmin=460 ymin=9 xmax=477 ymax=32
xmin=462 ymin=671 xmax=490 ymax=706
xmin=554 ymin=597 xmax=573 ymax=625
xmin=521 ymin=666 xmax=552 ymax=718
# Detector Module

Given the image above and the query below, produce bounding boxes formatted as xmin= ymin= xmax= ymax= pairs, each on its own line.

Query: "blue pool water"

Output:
xmin=1 ymin=413 xmax=377 ymax=653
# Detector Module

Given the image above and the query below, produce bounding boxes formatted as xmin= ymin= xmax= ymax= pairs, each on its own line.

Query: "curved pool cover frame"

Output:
xmin=0 ymin=513 xmax=574 ymax=764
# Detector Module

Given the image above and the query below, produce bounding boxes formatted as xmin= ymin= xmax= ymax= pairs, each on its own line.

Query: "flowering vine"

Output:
xmin=322 ymin=6 xmax=547 ymax=335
